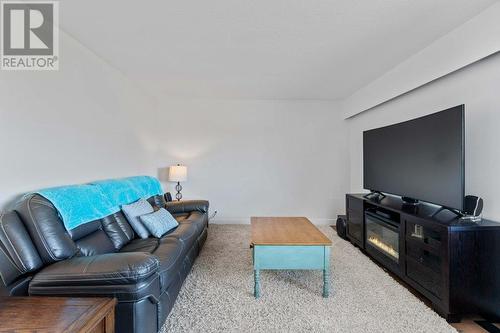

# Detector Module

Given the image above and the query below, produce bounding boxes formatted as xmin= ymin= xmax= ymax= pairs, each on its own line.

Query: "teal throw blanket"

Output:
xmin=35 ymin=176 xmax=163 ymax=230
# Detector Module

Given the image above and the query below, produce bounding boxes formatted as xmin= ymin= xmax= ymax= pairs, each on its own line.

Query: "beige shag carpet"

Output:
xmin=161 ymin=224 xmax=456 ymax=333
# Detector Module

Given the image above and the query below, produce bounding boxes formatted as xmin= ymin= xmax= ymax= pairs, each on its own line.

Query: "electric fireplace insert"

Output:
xmin=365 ymin=209 xmax=401 ymax=273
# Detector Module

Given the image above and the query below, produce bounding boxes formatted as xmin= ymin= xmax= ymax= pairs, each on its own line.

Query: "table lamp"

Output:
xmin=168 ymin=164 xmax=187 ymax=201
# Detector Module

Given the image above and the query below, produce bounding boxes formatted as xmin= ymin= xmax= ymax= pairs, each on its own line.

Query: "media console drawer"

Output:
xmin=406 ymin=240 xmax=443 ymax=274
xmin=407 ymin=257 xmax=444 ymax=300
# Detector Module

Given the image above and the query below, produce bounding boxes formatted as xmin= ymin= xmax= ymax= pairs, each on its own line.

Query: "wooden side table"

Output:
xmin=0 ymin=297 xmax=116 ymax=333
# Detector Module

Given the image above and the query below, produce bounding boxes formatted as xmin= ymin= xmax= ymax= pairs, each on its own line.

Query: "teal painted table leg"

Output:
xmin=254 ymin=269 xmax=260 ymax=298
xmin=323 ymin=246 xmax=331 ymax=298
xmin=323 ymin=269 xmax=330 ymax=297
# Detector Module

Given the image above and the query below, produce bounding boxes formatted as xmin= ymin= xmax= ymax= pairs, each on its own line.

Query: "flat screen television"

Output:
xmin=363 ymin=105 xmax=465 ymax=211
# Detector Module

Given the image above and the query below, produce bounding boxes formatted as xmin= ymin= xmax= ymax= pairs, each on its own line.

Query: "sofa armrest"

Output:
xmin=30 ymin=252 xmax=159 ymax=288
xmin=165 ymin=200 xmax=209 ymax=214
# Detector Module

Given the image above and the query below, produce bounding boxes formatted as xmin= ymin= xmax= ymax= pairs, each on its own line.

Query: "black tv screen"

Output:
xmin=363 ymin=105 xmax=465 ymax=210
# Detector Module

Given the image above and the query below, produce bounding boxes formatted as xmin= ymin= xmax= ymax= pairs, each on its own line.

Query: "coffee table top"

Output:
xmin=251 ymin=217 xmax=332 ymax=246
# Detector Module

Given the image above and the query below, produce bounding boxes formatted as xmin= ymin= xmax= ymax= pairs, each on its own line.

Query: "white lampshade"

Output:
xmin=168 ymin=165 xmax=187 ymax=182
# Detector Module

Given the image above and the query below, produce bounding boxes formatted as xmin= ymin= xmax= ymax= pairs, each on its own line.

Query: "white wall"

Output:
xmin=347 ymin=52 xmax=500 ymax=220
xmin=342 ymin=2 xmax=500 ymax=118
xmin=0 ymin=32 xmax=348 ymax=224
xmin=3 ymin=28 xmax=497 ymax=223
xmin=0 ymin=31 xmax=157 ymax=209
xmin=148 ymin=99 xmax=348 ymax=224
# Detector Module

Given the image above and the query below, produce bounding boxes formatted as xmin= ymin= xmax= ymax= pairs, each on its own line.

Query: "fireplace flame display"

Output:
xmin=368 ymin=235 xmax=399 ymax=260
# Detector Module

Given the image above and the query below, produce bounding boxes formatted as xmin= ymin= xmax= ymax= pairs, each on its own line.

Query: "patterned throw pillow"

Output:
xmin=140 ymin=208 xmax=179 ymax=238
xmin=121 ymin=199 xmax=154 ymax=239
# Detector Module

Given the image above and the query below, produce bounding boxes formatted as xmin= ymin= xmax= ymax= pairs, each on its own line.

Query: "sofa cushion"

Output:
xmin=101 ymin=212 xmax=135 ymax=250
xmin=151 ymin=237 xmax=184 ymax=290
xmin=15 ymin=194 xmax=78 ymax=264
xmin=121 ymin=199 xmax=154 ymax=239
xmin=175 ymin=211 xmax=206 ymax=235
xmin=0 ymin=212 xmax=43 ymax=285
xmin=140 ymin=208 xmax=179 ymax=238
xmin=119 ymin=236 xmax=186 ymax=291
xmin=120 ymin=238 xmax=159 ymax=253
xmin=147 ymin=195 xmax=167 ymax=209
xmin=29 ymin=252 xmax=159 ymax=287
xmin=162 ymin=223 xmax=199 ymax=254
xmin=29 ymin=253 xmax=161 ymax=304
xmin=75 ymin=229 xmax=116 ymax=256
xmin=67 ymin=220 xmax=101 ymax=240
xmin=67 ymin=219 xmax=116 ymax=256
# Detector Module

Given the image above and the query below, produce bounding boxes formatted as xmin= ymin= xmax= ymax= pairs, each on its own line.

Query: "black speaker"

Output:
xmin=336 ymin=215 xmax=347 ymax=240
xmin=464 ymin=195 xmax=483 ymax=216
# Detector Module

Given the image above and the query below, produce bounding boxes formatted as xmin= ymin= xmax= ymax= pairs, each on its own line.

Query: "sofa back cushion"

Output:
xmin=101 ymin=211 xmax=135 ymax=250
xmin=0 ymin=211 xmax=43 ymax=285
xmin=15 ymin=194 xmax=78 ymax=264
xmin=147 ymin=195 xmax=167 ymax=209
xmin=74 ymin=229 xmax=116 ymax=256
xmin=67 ymin=220 xmax=116 ymax=256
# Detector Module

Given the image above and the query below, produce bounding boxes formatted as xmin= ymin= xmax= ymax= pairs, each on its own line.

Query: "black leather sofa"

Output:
xmin=0 ymin=193 xmax=209 ymax=333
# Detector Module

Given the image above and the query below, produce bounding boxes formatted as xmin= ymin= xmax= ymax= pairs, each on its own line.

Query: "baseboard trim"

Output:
xmin=210 ymin=217 xmax=335 ymax=226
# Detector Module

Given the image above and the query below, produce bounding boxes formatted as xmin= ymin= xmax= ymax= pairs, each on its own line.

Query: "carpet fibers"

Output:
xmin=161 ymin=224 xmax=456 ymax=333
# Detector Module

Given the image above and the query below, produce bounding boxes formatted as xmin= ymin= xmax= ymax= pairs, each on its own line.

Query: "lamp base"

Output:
xmin=175 ymin=182 xmax=183 ymax=201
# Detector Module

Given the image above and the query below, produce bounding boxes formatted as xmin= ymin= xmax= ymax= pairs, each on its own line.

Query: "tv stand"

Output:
xmin=345 ymin=193 xmax=500 ymax=322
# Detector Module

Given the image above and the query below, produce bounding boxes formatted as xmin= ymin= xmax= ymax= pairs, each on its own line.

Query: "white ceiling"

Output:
xmin=60 ymin=0 xmax=496 ymax=100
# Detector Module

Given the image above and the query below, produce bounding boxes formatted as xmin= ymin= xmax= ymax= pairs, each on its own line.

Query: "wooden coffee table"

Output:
xmin=250 ymin=217 xmax=332 ymax=298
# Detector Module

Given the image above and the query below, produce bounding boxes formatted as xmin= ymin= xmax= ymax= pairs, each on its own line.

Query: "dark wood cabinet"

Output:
xmin=346 ymin=195 xmax=364 ymax=247
xmin=0 ymin=297 xmax=116 ymax=332
xmin=346 ymin=193 xmax=500 ymax=322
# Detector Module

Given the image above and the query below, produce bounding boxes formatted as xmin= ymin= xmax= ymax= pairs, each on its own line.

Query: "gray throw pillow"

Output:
xmin=140 ymin=208 xmax=179 ymax=238
xmin=121 ymin=199 xmax=154 ymax=239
